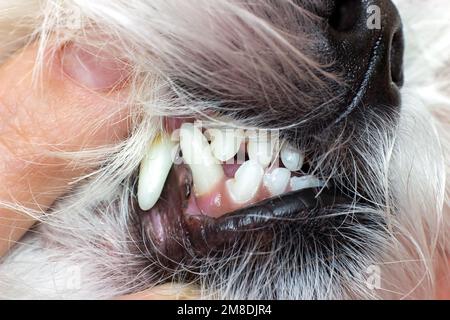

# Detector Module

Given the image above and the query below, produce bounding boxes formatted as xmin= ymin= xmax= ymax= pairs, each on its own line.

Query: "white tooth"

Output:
xmin=281 ymin=144 xmax=304 ymax=172
xmin=138 ymin=134 xmax=176 ymax=211
xmin=290 ymin=176 xmax=324 ymax=191
xmin=263 ymin=168 xmax=291 ymax=196
xmin=226 ymin=159 xmax=264 ymax=204
xmin=208 ymin=128 xmax=244 ymax=162
xmin=180 ymin=123 xmax=224 ymax=195
xmin=248 ymin=134 xmax=275 ymax=168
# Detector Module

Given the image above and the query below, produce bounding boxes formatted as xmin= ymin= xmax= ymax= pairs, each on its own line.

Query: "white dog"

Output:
xmin=0 ymin=0 xmax=448 ymax=299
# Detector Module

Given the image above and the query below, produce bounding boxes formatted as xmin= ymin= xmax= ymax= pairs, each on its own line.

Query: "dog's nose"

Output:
xmin=325 ymin=0 xmax=404 ymax=121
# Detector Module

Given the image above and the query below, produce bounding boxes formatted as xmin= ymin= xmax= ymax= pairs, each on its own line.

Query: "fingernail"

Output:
xmin=61 ymin=43 xmax=129 ymax=91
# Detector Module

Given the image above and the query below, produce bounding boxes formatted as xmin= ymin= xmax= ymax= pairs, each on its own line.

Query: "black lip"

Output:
xmin=184 ymin=187 xmax=354 ymax=256
xmin=137 ymin=164 xmax=357 ymax=265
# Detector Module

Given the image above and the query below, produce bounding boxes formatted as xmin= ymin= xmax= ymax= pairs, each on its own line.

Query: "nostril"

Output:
xmin=390 ymin=30 xmax=405 ymax=87
xmin=329 ymin=0 xmax=362 ymax=31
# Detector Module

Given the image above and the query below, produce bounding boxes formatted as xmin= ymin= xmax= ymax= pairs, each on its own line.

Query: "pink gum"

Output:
xmin=188 ymin=177 xmax=272 ymax=218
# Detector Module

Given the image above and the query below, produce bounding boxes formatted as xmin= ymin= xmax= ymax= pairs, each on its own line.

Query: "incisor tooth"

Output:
xmin=290 ymin=176 xmax=324 ymax=191
xmin=281 ymin=144 xmax=304 ymax=172
xmin=138 ymin=134 xmax=176 ymax=211
xmin=180 ymin=123 xmax=224 ymax=195
xmin=208 ymin=128 xmax=244 ymax=162
xmin=226 ymin=159 xmax=264 ymax=204
xmin=247 ymin=133 xmax=275 ymax=168
xmin=263 ymin=168 xmax=291 ymax=196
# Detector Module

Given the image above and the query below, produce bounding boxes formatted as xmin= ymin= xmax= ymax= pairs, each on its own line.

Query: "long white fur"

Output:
xmin=0 ymin=0 xmax=448 ymax=299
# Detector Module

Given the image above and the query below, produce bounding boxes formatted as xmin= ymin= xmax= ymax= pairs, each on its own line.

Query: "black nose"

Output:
xmin=325 ymin=0 xmax=404 ymax=122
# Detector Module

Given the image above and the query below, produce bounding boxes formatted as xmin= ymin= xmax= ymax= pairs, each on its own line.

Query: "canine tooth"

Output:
xmin=248 ymin=134 xmax=275 ymax=168
xmin=180 ymin=123 xmax=224 ymax=195
xmin=290 ymin=176 xmax=324 ymax=191
xmin=263 ymin=168 xmax=291 ymax=196
xmin=208 ymin=128 xmax=244 ymax=162
xmin=226 ymin=159 xmax=264 ymax=204
xmin=138 ymin=134 xmax=176 ymax=211
xmin=281 ymin=144 xmax=304 ymax=172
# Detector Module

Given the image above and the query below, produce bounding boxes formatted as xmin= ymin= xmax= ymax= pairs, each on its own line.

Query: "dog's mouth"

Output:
xmin=135 ymin=118 xmax=355 ymax=263
xmin=128 ymin=0 xmax=405 ymax=266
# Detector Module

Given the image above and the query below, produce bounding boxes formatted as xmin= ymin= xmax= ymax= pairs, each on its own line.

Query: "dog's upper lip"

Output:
xmin=324 ymin=0 xmax=404 ymax=129
xmin=332 ymin=34 xmax=385 ymax=126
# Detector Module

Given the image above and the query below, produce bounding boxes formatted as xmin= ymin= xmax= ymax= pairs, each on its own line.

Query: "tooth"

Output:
xmin=247 ymin=132 xmax=275 ymax=168
xmin=281 ymin=144 xmax=304 ymax=172
xmin=208 ymin=128 xmax=244 ymax=162
xmin=263 ymin=168 xmax=291 ymax=196
xmin=138 ymin=134 xmax=176 ymax=211
xmin=180 ymin=123 xmax=224 ymax=195
xmin=290 ymin=176 xmax=324 ymax=191
xmin=226 ymin=159 xmax=264 ymax=204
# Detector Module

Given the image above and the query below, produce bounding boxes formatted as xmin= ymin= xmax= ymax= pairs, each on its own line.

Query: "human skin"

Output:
xmin=0 ymin=44 xmax=446 ymax=300
xmin=0 ymin=43 xmax=199 ymax=299
xmin=0 ymin=43 xmax=129 ymax=257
